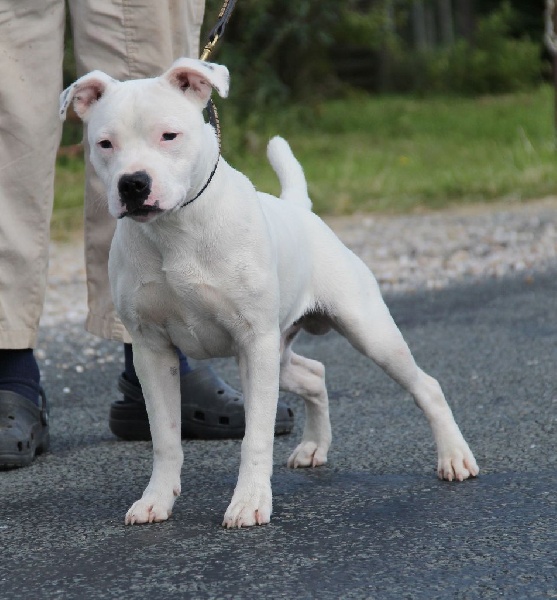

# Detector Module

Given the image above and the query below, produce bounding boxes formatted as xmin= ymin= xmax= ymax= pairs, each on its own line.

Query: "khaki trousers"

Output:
xmin=0 ymin=0 xmax=205 ymax=349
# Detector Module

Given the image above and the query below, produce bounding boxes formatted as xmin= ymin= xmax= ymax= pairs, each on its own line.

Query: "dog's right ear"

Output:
xmin=59 ymin=70 xmax=117 ymax=122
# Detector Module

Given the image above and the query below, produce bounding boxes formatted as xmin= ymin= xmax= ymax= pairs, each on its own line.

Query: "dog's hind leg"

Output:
xmin=332 ymin=277 xmax=479 ymax=481
xmin=280 ymin=339 xmax=332 ymax=468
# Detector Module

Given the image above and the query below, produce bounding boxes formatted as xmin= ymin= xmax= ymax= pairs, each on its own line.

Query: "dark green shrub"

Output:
xmin=205 ymin=0 xmax=342 ymax=117
xmin=378 ymin=2 xmax=542 ymax=94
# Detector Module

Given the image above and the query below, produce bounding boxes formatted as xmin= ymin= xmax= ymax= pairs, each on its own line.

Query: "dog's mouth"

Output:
xmin=119 ymin=206 xmax=164 ymax=222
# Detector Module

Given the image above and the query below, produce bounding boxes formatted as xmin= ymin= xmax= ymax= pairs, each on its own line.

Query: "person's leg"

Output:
xmin=69 ymin=0 xmax=205 ymax=342
xmin=69 ymin=0 xmax=294 ymax=439
xmin=0 ymin=0 xmax=65 ymax=466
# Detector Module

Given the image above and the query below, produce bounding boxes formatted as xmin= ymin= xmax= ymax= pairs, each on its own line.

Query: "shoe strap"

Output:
xmin=38 ymin=387 xmax=49 ymax=426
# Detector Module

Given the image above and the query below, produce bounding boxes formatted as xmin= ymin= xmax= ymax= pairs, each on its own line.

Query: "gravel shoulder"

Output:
xmin=44 ymin=197 xmax=557 ymax=328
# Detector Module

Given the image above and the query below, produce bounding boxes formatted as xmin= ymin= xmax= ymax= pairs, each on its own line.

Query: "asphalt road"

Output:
xmin=1 ymin=269 xmax=556 ymax=599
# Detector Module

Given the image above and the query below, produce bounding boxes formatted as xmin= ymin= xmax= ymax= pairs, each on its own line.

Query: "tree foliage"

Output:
xmin=63 ymin=1 xmax=546 ymax=111
xmin=204 ymin=0 xmax=343 ymax=115
xmin=205 ymin=0 xmax=544 ymax=111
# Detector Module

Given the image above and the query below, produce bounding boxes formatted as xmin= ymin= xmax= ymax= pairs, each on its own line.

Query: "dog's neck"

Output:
xmin=178 ymin=156 xmax=220 ymax=211
xmin=181 ymin=123 xmax=221 ymax=208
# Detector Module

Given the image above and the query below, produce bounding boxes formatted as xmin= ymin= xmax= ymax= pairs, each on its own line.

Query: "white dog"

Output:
xmin=60 ymin=58 xmax=479 ymax=528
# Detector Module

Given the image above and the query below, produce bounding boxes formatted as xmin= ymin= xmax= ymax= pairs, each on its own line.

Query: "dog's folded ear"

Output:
xmin=59 ymin=70 xmax=117 ymax=122
xmin=162 ymin=58 xmax=229 ymax=106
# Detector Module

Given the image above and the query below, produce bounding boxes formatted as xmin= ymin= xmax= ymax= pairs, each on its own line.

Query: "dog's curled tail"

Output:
xmin=267 ymin=136 xmax=312 ymax=210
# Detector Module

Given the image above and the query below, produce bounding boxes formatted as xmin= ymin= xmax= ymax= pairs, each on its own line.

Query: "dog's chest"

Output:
xmin=112 ymin=220 xmax=279 ymax=359
xmin=130 ymin=261 xmax=238 ymax=359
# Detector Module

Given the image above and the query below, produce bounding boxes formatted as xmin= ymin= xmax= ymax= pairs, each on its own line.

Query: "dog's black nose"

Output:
xmin=118 ymin=170 xmax=152 ymax=211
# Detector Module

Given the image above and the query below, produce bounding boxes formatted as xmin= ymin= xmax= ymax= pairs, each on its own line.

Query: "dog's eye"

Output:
xmin=162 ymin=132 xmax=178 ymax=141
xmin=98 ymin=140 xmax=113 ymax=149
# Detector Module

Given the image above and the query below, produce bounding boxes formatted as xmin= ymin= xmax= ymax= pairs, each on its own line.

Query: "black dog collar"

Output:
xmin=178 ymin=156 xmax=220 ymax=210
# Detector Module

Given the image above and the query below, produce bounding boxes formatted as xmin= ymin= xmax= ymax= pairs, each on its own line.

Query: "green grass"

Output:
xmin=53 ymin=85 xmax=557 ymax=238
xmin=53 ymin=154 xmax=88 ymax=240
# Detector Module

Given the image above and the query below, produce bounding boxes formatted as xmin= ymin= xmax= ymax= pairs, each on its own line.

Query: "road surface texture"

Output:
xmin=1 ymin=267 xmax=556 ymax=599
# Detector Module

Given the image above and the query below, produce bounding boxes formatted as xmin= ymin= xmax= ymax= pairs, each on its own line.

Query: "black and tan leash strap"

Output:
xmin=200 ymin=0 xmax=237 ymax=148
xmin=200 ymin=0 xmax=238 ymax=62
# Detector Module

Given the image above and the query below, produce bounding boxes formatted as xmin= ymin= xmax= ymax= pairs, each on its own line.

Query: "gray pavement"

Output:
xmin=1 ymin=270 xmax=557 ymax=599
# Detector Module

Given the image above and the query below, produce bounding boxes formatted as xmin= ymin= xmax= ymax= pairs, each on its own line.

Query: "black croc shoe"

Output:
xmin=109 ymin=365 xmax=294 ymax=441
xmin=0 ymin=389 xmax=50 ymax=469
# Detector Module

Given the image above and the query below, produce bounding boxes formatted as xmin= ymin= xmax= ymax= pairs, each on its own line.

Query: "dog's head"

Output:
xmin=60 ymin=58 xmax=229 ymax=222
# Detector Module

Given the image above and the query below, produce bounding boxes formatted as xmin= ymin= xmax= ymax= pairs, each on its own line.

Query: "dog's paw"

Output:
xmin=222 ymin=483 xmax=272 ymax=528
xmin=124 ymin=493 xmax=176 ymax=525
xmin=437 ymin=443 xmax=479 ymax=482
xmin=287 ymin=441 xmax=328 ymax=468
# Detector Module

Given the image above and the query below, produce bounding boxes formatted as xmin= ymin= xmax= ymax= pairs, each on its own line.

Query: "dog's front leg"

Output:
xmin=124 ymin=343 xmax=183 ymax=525
xmin=223 ymin=333 xmax=281 ymax=528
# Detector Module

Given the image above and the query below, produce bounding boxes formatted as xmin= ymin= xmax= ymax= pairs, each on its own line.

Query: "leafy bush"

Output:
xmin=205 ymin=0 xmax=342 ymax=117
xmin=446 ymin=3 xmax=542 ymax=94
xmin=370 ymin=2 xmax=542 ymax=95
xmin=205 ymin=0 xmax=543 ymax=114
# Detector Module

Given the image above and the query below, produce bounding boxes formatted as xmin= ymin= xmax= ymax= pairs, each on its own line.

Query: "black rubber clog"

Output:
xmin=0 ymin=389 xmax=50 ymax=469
xmin=109 ymin=365 xmax=294 ymax=441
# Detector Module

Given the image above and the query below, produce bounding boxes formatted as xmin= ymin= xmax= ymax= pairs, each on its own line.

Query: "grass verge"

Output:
xmin=53 ymin=85 xmax=557 ymax=239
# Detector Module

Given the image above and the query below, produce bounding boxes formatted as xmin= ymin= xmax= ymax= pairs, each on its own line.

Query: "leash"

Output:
xmin=200 ymin=0 xmax=237 ymax=62
xmin=200 ymin=0 xmax=237 ymax=150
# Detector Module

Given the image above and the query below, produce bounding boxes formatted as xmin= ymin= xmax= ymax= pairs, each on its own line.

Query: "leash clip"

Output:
xmin=200 ymin=34 xmax=220 ymax=62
